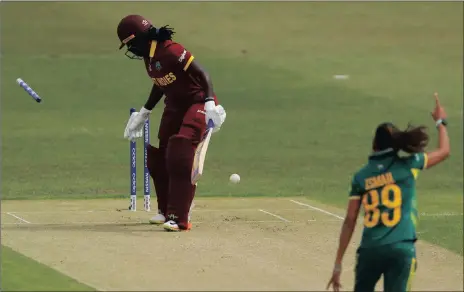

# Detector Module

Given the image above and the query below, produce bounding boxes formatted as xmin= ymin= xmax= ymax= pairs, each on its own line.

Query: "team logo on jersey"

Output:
xmin=155 ymin=61 xmax=162 ymax=71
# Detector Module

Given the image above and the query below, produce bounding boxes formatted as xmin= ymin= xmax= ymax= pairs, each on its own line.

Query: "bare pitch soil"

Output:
xmin=1 ymin=197 xmax=462 ymax=291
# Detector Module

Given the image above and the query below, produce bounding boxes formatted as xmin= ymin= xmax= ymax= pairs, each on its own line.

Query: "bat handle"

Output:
xmin=207 ymin=119 xmax=215 ymax=130
xmin=16 ymin=78 xmax=42 ymax=103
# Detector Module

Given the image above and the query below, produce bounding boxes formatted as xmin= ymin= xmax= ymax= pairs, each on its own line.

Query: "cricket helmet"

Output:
xmin=117 ymin=14 xmax=153 ymax=59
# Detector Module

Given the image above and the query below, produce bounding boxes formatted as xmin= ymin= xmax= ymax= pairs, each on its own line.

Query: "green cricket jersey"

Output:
xmin=349 ymin=148 xmax=428 ymax=248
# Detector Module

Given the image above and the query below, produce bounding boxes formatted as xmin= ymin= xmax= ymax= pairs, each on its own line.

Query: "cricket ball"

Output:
xmin=229 ymin=173 xmax=240 ymax=184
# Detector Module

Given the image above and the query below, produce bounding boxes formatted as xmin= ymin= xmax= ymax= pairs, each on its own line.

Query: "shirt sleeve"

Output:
xmin=167 ymin=43 xmax=195 ymax=72
xmin=406 ymin=152 xmax=428 ymax=170
xmin=349 ymin=175 xmax=363 ymax=200
xmin=406 ymin=152 xmax=428 ymax=179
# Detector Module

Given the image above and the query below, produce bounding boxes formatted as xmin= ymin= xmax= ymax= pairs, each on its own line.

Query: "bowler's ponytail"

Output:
xmin=392 ymin=125 xmax=429 ymax=154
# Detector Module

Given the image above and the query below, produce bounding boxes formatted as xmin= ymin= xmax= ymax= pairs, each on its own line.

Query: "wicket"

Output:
xmin=129 ymin=108 xmax=151 ymax=212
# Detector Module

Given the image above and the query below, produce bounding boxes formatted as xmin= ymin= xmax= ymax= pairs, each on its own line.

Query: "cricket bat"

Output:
xmin=191 ymin=120 xmax=214 ymax=184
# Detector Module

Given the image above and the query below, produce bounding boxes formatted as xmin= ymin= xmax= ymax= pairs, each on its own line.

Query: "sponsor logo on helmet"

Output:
xmin=122 ymin=34 xmax=135 ymax=44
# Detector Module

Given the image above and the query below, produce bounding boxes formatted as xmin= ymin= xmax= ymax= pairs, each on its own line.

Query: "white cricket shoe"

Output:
xmin=163 ymin=220 xmax=192 ymax=232
xmin=148 ymin=213 xmax=166 ymax=225
xmin=156 ymin=201 xmax=195 ymax=230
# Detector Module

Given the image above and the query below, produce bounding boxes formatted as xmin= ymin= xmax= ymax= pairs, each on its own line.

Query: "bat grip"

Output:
xmin=207 ymin=119 xmax=215 ymax=130
xmin=17 ymin=79 xmax=42 ymax=102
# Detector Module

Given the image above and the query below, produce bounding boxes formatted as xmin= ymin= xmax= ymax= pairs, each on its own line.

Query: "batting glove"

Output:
xmin=204 ymin=100 xmax=226 ymax=133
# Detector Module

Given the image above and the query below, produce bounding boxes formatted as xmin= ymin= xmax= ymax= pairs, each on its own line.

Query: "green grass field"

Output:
xmin=1 ymin=2 xmax=463 ymax=291
xmin=1 ymin=246 xmax=94 ymax=291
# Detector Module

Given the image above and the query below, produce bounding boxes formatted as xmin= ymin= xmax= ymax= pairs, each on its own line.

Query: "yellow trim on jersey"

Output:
xmin=406 ymin=258 xmax=417 ymax=291
xmin=183 ymin=55 xmax=194 ymax=71
xmin=149 ymin=40 xmax=157 ymax=59
xmin=423 ymin=153 xmax=428 ymax=169
xmin=349 ymin=196 xmax=361 ymax=200
xmin=411 ymin=212 xmax=418 ymax=228
xmin=411 ymin=168 xmax=420 ymax=179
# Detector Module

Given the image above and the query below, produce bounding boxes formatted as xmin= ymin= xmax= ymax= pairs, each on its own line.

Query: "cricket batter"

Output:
xmin=326 ymin=93 xmax=450 ymax=292
xmin=117 ymin=15 xmax=226 ymax=232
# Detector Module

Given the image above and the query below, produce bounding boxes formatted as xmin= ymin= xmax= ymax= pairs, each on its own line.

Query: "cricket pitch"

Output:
xmin=1 ymin=197 xmax=462 ymax=291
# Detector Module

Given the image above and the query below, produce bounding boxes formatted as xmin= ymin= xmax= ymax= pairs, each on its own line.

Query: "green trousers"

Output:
xmin=354 ymin=241 xmax=417 ymax=292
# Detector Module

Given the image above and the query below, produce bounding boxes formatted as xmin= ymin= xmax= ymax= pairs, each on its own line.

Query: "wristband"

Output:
xmin=436 ymin=119 xmax=448 ymax=128
xmin=205 ymin=96 xmax=215 ymax=102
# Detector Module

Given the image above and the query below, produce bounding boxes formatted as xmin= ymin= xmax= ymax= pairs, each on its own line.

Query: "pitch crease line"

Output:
xmin=6 ymin=212 xmax=31 ymax=224
xmin=0 ymin=220 xmax=290 ymax=226
xmin=289 ymin=200 xmax=344 ymax=220
xmin=1 ymin=208 xmax=309 ymax=214
xmin=259 ymin=209 xmax=291 ymax=222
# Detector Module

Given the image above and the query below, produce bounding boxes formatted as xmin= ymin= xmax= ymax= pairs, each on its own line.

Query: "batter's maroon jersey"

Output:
xmin=143 ymin=40 xmax=214 ymax=109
